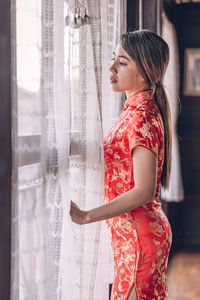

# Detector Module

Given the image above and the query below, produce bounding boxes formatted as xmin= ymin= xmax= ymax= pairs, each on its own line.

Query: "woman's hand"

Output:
xmin=70 ymin=201 xmax=89 ymax=225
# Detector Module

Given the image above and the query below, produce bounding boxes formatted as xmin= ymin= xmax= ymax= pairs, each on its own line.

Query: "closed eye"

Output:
xmin=111 ymin=58 xmax=127 ymax=66
xmin=119 ymin=62 xmax=127 ymax=66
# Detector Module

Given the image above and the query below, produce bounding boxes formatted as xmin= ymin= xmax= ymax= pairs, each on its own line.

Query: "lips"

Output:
xmin=110 ymin=77 xmax=117 ymax=84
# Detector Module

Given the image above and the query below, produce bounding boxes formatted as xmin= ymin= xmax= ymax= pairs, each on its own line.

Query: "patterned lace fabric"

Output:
xmin=11 ymin=0 xmax=126 ymax=299
xmin=104 ymin=89 xmax=172 ymax=299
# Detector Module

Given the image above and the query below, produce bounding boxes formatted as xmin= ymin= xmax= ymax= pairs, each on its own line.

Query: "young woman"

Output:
xmin=70 ymin=30 xmax=172 ymax=300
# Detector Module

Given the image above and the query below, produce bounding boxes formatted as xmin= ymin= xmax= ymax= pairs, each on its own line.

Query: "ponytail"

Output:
xmin=154 ymin=84 xmax=172 ymax=189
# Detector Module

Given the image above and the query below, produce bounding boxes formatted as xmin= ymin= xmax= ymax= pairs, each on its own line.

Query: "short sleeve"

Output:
xmin=127 ymin=109 xmax=160 ymax=158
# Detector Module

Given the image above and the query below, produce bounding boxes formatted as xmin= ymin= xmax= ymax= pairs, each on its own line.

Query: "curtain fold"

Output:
xmin=161 ymin=12 xmax=184 ymax=202
xmin=66 ymin=1 xmax=124 ymax=297
xmin=11 ymin=0 xmax=124 ymax=299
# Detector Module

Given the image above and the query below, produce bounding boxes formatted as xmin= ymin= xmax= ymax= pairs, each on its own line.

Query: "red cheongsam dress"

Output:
xmin=103 ymin=89 xmax=172 ymax=300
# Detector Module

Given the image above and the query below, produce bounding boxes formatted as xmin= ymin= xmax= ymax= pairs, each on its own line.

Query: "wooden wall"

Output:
xmin=164 ymin=2 xmax=200 ymax=252
xmin=127 ymin=0 xmax=162 ymax=32
xmin=0 ymin=0 xmax=11 ymax=299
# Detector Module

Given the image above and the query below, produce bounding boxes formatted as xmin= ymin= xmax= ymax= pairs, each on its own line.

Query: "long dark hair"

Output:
xmin=120 ymin=30 xmax=172 ymax=189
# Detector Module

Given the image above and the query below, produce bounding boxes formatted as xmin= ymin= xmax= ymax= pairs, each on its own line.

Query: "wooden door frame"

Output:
xmin=127 ymin=0 xmax=163 ymax=33
xmin=0 ymin=0 xmax=11 ymax=299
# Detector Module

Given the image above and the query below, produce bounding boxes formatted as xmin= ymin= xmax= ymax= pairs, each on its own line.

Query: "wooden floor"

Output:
xmin=168 ymin=252 xmax=200 ymax=300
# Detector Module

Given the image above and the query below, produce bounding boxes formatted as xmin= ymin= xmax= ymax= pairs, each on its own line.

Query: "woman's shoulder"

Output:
xmin=129 ymin=99 xmax=159 ymax=120
xmin=127 ymin=100 xmax=164 ymax=137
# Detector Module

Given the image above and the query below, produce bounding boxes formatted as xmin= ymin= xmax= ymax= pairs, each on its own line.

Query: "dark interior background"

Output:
xmin=164 ymin=1 xmax=200 ymax=254
xmin=127 ymin=0 xmax=200 ymax=255
xmin=1 ymin=1 xmax=200 ymax=299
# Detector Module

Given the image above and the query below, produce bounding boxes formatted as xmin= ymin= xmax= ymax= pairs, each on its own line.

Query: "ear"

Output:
xmin=138 ymin=70 xmax=146 ymax=83
xmin=138 ymin=72 xmax=145 ymax=82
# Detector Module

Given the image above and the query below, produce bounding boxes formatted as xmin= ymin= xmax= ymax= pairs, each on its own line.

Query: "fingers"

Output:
xmin=70 ymin=201 xmax=74 ymax=217
xmin=70 ymin=202 xmax=74 ymax=213
xmin=70 ymin=200 xmax=79 ymax=218
xmin=70 ymin=200 xmax=78 ymax=209
xmin=70 ymin=201 xmax=81 ymax=224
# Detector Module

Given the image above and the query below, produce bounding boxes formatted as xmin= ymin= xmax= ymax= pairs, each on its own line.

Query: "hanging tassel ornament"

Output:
xmin=65 ymin=0 xmax=91 ymax=29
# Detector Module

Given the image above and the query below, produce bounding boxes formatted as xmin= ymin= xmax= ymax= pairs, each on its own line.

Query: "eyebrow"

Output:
xmin=113 ymin=51 xmax=130 ymax=62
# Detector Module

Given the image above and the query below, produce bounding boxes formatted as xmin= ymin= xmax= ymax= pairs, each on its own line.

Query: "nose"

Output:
xmin=109 ymin=60 xmax=117 ymax=74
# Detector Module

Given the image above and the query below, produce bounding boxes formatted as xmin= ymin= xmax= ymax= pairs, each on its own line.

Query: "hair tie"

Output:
xmin=152 ymin=81 xmax=162 ymax=94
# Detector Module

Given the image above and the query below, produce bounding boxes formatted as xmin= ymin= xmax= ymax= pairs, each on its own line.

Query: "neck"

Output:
xmin=125 ymin=84 xmax=150 ymax=98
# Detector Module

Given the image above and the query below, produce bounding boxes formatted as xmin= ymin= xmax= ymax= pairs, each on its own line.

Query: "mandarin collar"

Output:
xmin=122 ymin=89 xmax=154 ymax=110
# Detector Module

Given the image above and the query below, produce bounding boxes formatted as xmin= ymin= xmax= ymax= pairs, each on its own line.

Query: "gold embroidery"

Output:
xmin=104 ymin=90 xmax=171 ymax=299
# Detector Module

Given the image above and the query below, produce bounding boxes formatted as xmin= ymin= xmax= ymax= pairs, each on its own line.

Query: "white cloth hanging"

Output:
xmin=161 ymin=12 xmax=184 ymax=202
xmin=11 ymin=0 xmax=124 ymax=299
xmin=101 ymin=0 xmax=127 ymax=285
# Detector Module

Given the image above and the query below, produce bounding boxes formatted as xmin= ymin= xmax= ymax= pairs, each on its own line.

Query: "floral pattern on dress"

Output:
xmin=103 ymin=89 xmax=172 ymax=300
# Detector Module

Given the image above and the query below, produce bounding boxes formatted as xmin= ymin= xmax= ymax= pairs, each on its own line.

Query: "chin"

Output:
xmin=110 ymin=84 xmax=122 ymax=92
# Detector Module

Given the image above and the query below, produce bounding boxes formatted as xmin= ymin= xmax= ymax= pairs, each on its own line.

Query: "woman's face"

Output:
xmin=110 ymin=44 xmax=148 ymax=97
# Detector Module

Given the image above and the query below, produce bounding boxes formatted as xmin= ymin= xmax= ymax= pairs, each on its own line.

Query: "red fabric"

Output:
xmin=104 ymin=89 xmax=172 ymax=299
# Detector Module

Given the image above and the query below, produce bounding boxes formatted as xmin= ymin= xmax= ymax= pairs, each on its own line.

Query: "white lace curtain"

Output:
xmin=11 ymin=0 xmax=126 ymax=299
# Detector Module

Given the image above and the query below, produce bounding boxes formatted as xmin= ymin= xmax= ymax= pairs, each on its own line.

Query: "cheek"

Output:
xmin=117 ymin=70 xmax=134 ymax=89
xmin=122 ymin=70 xmax=136 ymax=87
xmin=119 ymin=68 xmax=132 ymax=81
xmin=111 ymin=67 xmax=138 ymax=91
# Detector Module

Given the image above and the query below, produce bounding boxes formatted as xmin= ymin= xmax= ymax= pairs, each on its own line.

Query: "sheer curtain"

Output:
xmin=65 ymin=0 xmax=126 ymax=297
xmin=11 ymin=0 xmax=125 ymax=299
xmin=161 ymin=12 xmax=184 ymax=202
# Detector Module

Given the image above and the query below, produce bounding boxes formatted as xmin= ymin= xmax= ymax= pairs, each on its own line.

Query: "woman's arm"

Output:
xmin=70 ymin=146 xmax=157 ymax=225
